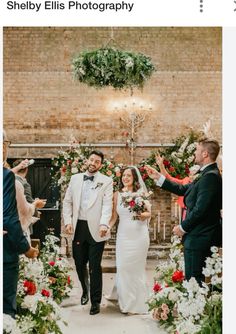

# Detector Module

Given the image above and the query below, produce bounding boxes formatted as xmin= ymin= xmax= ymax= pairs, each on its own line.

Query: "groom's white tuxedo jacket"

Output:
xmin=63 ymin=171 xmax=113 ymax=242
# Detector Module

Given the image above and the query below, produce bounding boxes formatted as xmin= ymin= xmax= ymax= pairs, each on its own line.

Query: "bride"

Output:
xmin=108 ymin=166 xmax=151 ymax=314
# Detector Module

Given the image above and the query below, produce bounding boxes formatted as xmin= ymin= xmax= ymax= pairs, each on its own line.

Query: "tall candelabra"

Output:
xmin=114 ymin=99 xmax=152 ymax=164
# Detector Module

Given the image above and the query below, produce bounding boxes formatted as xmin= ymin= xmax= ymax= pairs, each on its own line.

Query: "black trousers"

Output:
xmin=184 ymin=248 xmax=211 ymax=285
xmin=3 ymin=262 xmax=19 ymax=318
xmin=72 ymin=220 xmax=105 ymax=304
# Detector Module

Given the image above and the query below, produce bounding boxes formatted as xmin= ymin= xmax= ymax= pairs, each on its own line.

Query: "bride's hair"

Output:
xmin=119 ymin=167 xmax=141 ymax=192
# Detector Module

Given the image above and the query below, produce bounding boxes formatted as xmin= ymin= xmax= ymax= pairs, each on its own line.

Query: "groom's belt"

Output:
xmin=77 ymin=219 xmax=87 ymax=223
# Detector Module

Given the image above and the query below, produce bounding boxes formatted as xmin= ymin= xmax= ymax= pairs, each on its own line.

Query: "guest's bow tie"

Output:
xmin=83 ymin=175 xmax=94 ymax=182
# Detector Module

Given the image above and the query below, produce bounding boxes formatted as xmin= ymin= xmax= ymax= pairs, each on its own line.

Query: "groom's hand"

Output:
xmin=65 ymin=224 xmax=73 ymax=234
xmin=99 ymin=225 xmax=109 ymax=238
xmin=144 ymin=165 xmax=161 ymax=180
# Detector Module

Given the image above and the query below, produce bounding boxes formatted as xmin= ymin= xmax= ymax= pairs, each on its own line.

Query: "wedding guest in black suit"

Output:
xmin=145 ymin=139 xmax=222 ymax=285
xmin=3 ymin=130 xmax=39 ymax=317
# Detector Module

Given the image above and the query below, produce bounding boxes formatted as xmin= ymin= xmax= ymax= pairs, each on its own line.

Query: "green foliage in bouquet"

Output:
xmin=72 ymin=47 xmax=156 ymax=90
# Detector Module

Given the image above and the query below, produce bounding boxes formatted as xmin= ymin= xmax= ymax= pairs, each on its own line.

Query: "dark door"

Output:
xmin=8 ymin=158 xmax=61 ymax=242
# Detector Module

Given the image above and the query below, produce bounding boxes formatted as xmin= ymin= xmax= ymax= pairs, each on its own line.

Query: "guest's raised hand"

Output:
xmin=155 ymin=152 xmax=164 ymax=168
xmin=144 ymin=165 xmax=161 ymax=180
xmin=11 ymin=159 xmax=29 ymax=173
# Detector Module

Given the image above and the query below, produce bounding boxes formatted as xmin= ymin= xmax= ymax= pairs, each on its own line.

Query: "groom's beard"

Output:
xmin=87 ymin=164 xmax=100 ymax=174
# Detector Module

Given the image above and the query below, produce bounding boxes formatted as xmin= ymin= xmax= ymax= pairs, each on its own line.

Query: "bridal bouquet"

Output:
xmin=121 ymin=191 xmax=152 ymax=219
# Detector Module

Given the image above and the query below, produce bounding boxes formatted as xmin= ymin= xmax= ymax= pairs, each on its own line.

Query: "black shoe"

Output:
xmin=81 ymin=292 xmax=89 ymax=305
xmin=90 ymin=303 xmax=100 ymax=315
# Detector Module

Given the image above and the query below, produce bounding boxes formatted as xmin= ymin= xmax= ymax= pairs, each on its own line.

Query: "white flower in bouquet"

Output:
xmin=168 ymin=288 xmax=180 ymax=302
xmin=211 ymin=275 xmax=222 ymax=285
xmin=175 ymin=318 xmax=201 ymax=334
xmin=16 ymin=315 xmax=36 ymax=334
xmin=178 ymin=136 xmax=190 ymax=154
xmin=187 ymin=155 xmax=195 ymax=164
xmin=21 ymin=294 xmax=41 ymax=313
xmin=210 ymin=246 xmax=219 ymax=253
xmin=3 ymin=314 xmax=20 ymax=334
xmin=187 ymin=142 xmax=196 ymax=153
xmin=71 ymin=167 xmax=78 ymax=174
xmin=58 ymin=176 xmax=66 ymax=185
xmin=125 ymin=56 xmax=134 ymax=68
xmin=114 ymin=166 xmax=120 ymax=172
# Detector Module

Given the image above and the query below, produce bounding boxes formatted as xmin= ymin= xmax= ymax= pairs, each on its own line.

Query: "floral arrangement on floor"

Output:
xmin=72 ymin=47 xmax=155 ymax=91
xmin=3 ymin=235 xmax=73 ymax=334
xmin=147 ymin=237 xmax=222 ymax=334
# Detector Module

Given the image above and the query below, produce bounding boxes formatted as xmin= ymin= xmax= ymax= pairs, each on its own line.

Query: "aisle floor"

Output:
xmin=60 ymin=259 xmax=167 ymax=334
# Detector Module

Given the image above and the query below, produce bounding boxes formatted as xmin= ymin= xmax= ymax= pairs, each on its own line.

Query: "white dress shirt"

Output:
xmin=78 ymin=173 xmax=98 ymax=220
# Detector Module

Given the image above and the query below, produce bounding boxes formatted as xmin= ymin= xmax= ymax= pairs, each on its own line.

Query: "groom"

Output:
xmin=146 ymin=139 xmax=222 ymax=285
xmin=63 ymin=150 xmax=113 ymax=315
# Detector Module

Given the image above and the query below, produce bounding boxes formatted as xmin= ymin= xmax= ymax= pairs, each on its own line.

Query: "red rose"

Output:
xmin=24 ymin=280 xmax=37 ymax=295
xmin=163 ymin=159 xmax=170 ymax=167
xmin=67 ymin=160 xmax=72 ymax=165
xmin=169 ymin=166 xmax=175 ymax=173
xmin=153 ymin=282 xmax=162 ymax=293
xmin=172 ymin=270 xmax=185 ymax=283
xmin=41 ymin=289 xmax=50 ymax=297
xmin=49 ymin=261 xmax=55 ymax=266
xmin=129 ymin=200 xmax=136 ymax=208
xmin=175 ymin=174 xmax=181 ymax=179
xmin=142 ymin=173 xmax=148 ymax=180
xmin=67 ymin=276 xmax=71 ymax=285
xmin=139 ymin=166 xmax=145 ymax=172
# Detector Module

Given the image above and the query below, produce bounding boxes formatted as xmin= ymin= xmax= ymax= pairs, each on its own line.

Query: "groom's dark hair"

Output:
xmin=89 ymin=150 xmax=104 ymax=163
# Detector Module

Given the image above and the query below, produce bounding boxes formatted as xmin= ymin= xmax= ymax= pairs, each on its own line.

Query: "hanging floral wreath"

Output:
xmin=72 ymin=47 xmax=155 ymax=90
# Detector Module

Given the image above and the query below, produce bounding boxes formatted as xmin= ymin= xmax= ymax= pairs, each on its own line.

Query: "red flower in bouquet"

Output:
xmin=142 ymin=173 xmax=149 ymax=180
xmin=172 ymin=270 xmax=185 ymax=283
xmin=41 ymin=289 xmax=50 ymax=297
xmin=49 ymin=261 xmax=55 ymax=266
xmin=153 ymin=282 xmax=162 ymax=293
xmin=67 ymin=276 xmax=71 ymax=285
xmin=24 ymin=280 xmax=37 ymax=295
xmin=129 ymin=200 xmax=136 ymax=208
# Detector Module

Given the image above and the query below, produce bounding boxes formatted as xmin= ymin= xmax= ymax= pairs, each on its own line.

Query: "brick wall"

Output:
xmin=3 ymin=27 xmax=222 ymax=241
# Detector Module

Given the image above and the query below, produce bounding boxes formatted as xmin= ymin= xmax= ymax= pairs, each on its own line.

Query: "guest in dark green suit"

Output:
xmin=146 ymin=139 xmax=222 ymax=285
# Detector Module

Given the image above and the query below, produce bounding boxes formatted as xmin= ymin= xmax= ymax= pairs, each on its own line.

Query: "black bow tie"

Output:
xmin=84 ymin=175 xmax=94 ymax=182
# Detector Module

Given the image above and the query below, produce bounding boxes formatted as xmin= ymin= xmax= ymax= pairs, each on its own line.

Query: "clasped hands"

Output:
xmin=65 ymin=223 xmax=110 ymax=238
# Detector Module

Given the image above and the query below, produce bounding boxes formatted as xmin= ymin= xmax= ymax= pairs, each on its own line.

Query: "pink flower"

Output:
xmin=161 ymin=304 xmax=170 ymax=314
xmin=115 ymin=171 xmax=121 ymax=177
xmin=160 ymin=312 xmax=168 ymax=321
xmin=152 ymin=308 xmax=160 ymax=320
xmin=106 ymin=170 xmax=112 ymax=176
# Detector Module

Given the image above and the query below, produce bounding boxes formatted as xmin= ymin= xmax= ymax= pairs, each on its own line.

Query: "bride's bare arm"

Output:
xmin=109 ymin=192 xmax=119 ymax=228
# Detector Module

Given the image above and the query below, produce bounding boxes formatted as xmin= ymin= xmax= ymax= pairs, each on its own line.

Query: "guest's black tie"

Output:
xmin=83 ymin=175 xmax=94 ymax=182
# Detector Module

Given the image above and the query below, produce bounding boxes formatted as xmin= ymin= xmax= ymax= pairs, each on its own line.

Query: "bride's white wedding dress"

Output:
xmin=114 ymin=191 xmax=150 ymax=314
